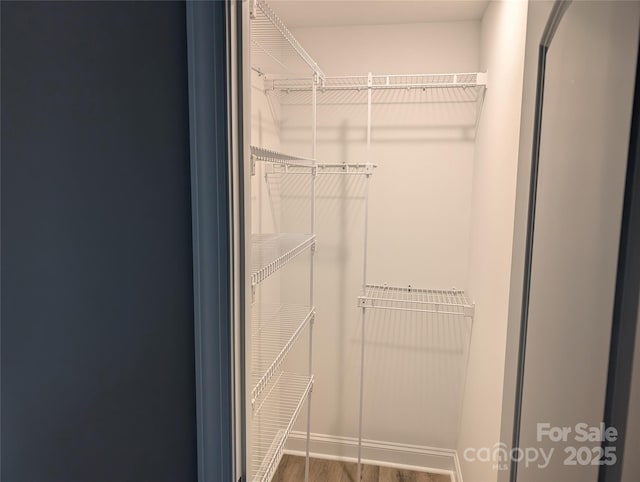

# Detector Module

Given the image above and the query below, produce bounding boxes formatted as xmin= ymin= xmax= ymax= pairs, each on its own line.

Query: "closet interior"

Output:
xmin=245 ymin=1 xmax=528 ymax=481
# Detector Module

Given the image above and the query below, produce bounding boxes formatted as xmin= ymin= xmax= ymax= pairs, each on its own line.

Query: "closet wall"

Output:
xmin=276 ymin=19 xmax=481 ymax=455
xmin=459 ymin=2 xmax=528 ymax=482
xmin=500 ymin=2 xmax=639 ymax=482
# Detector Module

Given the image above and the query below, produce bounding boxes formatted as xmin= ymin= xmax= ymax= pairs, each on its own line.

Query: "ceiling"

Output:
xmin=269 ymin=0 xmax=490 ymax=28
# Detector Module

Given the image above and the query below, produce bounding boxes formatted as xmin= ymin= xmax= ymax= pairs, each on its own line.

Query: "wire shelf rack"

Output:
xmin=250 ymin=0 xmax=324 ymax=80
xmin=268 ymin=72 xmax=486 ymax=92
xmin=250 ymin=145 xmax=314 ymax=176
xmin=266 ymin=162 xmax=376 ymax=176
xmin=252 ymin=145 xmax=376 ymax=177
xmin=265 ymin=72 xmax=487 ymax=113
xmin=315 ymin=163 xmax=375 ymax=175
xmin=251 ymin=372 xmax=314 ymax=482
xmin=251 ymin=304 xmax=314 ymax=407
xmin=251 ymin=233 xmax=316 ymax=290
xmin=359 ymin=284 xmax=474 ymax=318
xmin=251 ymin=145 xmax=314 ymax=167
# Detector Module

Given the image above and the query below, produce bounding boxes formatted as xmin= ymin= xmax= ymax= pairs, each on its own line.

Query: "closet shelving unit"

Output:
xmin=249 ymin=158 xmax=317 ymax=482
xmin=355 ymin=285 xmax=475 ymax=482
xmin=348 ymin=72 xmax=483 ymax=482
xmin=248 ymin=174 xmax=316 ymax=480
xmin=262 ymin=71 xmax=487 ymax=482
xmin=249 ymin=1 xmax=325 ymax=482
xmin=249 ymin=2 xmax=485 ymax=481
xmin=248 ymin=150 xmax=373 ymax=482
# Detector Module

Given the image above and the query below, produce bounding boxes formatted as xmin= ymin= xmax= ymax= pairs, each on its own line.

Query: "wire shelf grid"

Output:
xmin=251 ymin=372 xmax=314 ymax=482
xmin=251 ymin=145 xmax=315 ymax=169
xmin=251 ymin=0 xmax=324 ymax=80
xmin=266 ymin=72 xmax=487 ymax=115
xmin=267 ymin=72 xmax=487 ymax=92
xmin=372 ymin=72 xmax=484 ymax=88
xmin=267 ymin=162 xmax=376 ymax=176
xmin=316 ymin=163 xmax=375 ymax=175
xmin=251 ymin=304 xmax=314 ymax=406
xmin=252 ymin=145 xmax=376 ymax=176
xmin=359 ymin=284 xmax=474 ymax=318
xmin=251 ymin=233 xmax=316 ymax=289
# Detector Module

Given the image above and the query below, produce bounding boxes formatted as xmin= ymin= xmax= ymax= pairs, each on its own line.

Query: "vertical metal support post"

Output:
xmin=305 ymin=74 xmax=318 ymax=482
xmin=356 ymin=72 xmax=373 ymax=482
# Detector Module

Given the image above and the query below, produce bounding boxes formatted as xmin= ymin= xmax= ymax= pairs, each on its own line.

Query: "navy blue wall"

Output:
xmin=1 ymin=2 xmax=197 ymax=480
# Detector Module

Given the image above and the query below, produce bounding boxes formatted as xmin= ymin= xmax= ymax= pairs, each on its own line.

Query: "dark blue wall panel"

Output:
xmin=1 ymin=2 xmax=197 ymax=480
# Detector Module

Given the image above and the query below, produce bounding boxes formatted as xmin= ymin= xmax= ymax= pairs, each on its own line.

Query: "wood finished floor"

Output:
xmin=272 ymin=455 xmax=451 ymax=482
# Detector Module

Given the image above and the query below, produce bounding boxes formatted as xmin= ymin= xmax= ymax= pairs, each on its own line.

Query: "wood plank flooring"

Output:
xmin=272 ymin=455 xmax=451 ymax=482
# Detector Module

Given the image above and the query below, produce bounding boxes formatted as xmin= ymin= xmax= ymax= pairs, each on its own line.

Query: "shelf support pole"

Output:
xmin=304 ymin=73 xmax=318 ymax=482
xmin=357 ymin=72 xmax=373 ymax=482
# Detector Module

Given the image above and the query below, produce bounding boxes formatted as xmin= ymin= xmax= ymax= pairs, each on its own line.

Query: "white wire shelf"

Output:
xmin=250 ymin=145 xmax=314 ymax=174
xmin=252 ymin=145 xmax=376 ymax=176
xmin=251 ymin=304 xmax=314 ymax=407
xmin=267 ymin=162 xmax=376 ymax=176
xmin=251 ymin=145 xmax=314 ymax=166
xmin=358 ymin=284 xmax=474 ymax=318
xmin=251 ymin=234 xmax=316 ymax=289
xmin=267 ymin=72 xmax=487 ymax=92
xmin=265 ymin=73 xmax=487 ymax=119
xmin=316 ymin=163 xmax=375 ymax=175
xmin=251 ymin=372 xmax=314 ymax=482
xmin=250 ymin=0 xmax=325 ymax=80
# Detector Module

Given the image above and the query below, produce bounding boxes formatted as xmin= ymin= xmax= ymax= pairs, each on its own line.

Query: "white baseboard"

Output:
xmin=453 ymin=450 xmax=463 ymax=482
xmin=285 ymin=431 xmax=463 ymax=482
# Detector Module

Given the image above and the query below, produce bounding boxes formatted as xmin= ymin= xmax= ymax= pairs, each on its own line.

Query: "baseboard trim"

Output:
xmin=453 ymin=450 xmax=463 ymax=482
xmin=285 ymin=431 xmax=463 ymax=482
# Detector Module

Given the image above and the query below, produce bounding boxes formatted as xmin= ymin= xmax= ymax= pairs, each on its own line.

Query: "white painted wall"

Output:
xmin=499 ymin=2 xmax=639 ymax=482
xmin=292 ymin=22 xmax=481 ymax=77
xmin=457 ymin=2 xmax=528 ymax=482
xmin=498 ymin=5 xmax=554 ymax=482
xmin=518 ymin=3 xmax=638 ymax=480
xmin=275 ymin=20 xmax=482 ymax=458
